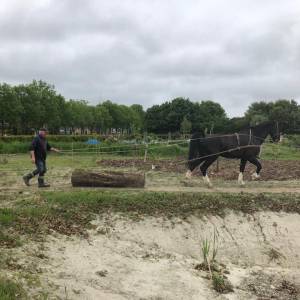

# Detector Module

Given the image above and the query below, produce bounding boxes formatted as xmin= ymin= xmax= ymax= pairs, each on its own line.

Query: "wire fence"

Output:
xmin=0 ymin=133 xmax=298 ymax=186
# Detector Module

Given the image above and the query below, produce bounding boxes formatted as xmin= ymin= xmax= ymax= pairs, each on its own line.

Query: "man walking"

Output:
xmin=23 ymin=128 xmax=60 ymax=187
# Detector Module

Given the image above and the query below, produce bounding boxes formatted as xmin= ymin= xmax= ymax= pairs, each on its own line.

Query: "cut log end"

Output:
xmin=71 ymin=169 xmax=145 ymax=188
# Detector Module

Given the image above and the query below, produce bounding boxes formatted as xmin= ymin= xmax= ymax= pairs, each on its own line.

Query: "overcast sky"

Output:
xmin=0 ymin=0 xmax=299 ymax=117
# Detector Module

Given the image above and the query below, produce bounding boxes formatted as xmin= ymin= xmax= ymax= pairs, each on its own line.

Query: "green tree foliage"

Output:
xmin=245 ymin=99 xmax=300 ymax=133
xmin=1 ymin=80 xmax=299 ymax=135
xmin=0 ymin=83 xmax=21 ymax=135
xmin=245 ymin=101 xmax=273 ymax=125
xmin=225 ymin=117 xmax=248 ymax=133
xmin=197 ymin=101 xmax=228 ymax=133
xmin=145 ymin=98 xmax=228 ymax=133
xmin=0 ymin=81 xmax=146 ymax=135
xmin=180 ymin=116 xmax=192 ymax=134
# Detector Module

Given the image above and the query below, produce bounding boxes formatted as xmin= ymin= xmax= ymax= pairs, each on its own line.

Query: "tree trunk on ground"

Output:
xmin=71 ymin=169 xmax=145 ymax=188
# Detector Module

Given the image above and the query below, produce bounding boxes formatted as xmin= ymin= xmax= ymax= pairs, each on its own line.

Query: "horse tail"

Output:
xmin=188 ymin=132 xmax=205 ymax=170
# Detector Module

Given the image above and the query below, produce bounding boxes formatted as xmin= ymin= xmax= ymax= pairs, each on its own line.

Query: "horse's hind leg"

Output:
xmin=238 ymin=158 xmax=247 ymax=186
xmin=186 ymin=158 xmax=204 ymax=179
xmin=200 ymin=156 xmax=218 ymax=187
xmin=247 ymin=157 xmax=262 ymax=180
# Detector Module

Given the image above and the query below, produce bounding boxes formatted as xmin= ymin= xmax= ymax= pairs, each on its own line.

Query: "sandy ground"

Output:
xmin=11 ymin=211 xmax=298 ymax=299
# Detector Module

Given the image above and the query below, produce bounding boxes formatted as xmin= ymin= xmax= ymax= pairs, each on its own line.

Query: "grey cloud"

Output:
xmin=0 ymin=0 xmax=300 ymax=117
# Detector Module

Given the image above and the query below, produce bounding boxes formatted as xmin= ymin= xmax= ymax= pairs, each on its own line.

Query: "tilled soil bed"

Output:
xmin=97 ymin=158 xmax=300 ymax=181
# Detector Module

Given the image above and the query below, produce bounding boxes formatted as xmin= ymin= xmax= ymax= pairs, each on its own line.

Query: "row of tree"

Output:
xmin=0 ymin=81 xmax=145 ymax=135
xmin=0 ymin=80 xmax=299 ymax=135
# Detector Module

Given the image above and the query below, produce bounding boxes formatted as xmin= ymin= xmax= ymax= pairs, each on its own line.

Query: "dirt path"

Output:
xmin=1 ymin=181 xmax=300 ymax=195
xmin=146 ymin=186 xmax=300 ymax=194
xmin=1 ymin=184 xmax=300 ymax=195
xmin=98 ymin=158 xmax=300 ymax=181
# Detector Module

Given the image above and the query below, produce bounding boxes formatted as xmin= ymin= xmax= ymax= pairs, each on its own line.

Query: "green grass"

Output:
xmin=1 ymin=138 xmax=298 ymax=163
xmin=261 ymin=143 xmax=299 ymax=160
xmin=43 ymin=190 xmax=300 ymax=216
xmin=1 ymin=190 xmax=299 ymax=248
xmin=0 ymin=277 xmax=27 ymax=300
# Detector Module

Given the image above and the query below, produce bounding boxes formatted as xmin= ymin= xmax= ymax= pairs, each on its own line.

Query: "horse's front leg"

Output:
xmin=248 ymin=157 xmax=262 ymax=180
xmin=200 ymin=157 xmax=217 ymax=187
xmin=238 ymin=158 xmax=247 ymax=186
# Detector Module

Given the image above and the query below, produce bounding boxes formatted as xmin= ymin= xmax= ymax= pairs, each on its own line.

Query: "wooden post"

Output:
xmin=71 ymin=142 xmax=74 ymax=166
xmin=144 ymin=144 xmax=148 ymax=163
xmin=143 ymin=132 xmax=148 ymax=162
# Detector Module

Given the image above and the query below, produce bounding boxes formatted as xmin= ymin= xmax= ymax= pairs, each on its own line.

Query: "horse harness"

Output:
xmin=234 ymin=128 xmax=253 ymax=151
xmin=248 ymin=128 xmax=252 ymax=145
xmin=235 ymin=133 xmax=241 ymax=150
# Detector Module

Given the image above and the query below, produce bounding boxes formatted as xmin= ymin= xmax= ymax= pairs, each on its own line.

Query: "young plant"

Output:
xmin=200 ymin=228 xmax=219 ymax=279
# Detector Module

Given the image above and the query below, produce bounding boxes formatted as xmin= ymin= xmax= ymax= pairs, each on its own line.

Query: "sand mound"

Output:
xmin=37 ymin=211 xmax=300 ymax=299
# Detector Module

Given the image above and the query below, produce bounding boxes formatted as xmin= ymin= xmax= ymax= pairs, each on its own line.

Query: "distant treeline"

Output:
xmin=0 ymin=80 xmax=299 ymax=135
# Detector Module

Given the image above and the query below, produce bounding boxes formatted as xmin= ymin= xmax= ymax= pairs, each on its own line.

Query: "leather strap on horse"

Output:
xmin=248 ymin=128 xmax=252 ymax=145
xmin=235 ymin=133 xmax=240 ymax=150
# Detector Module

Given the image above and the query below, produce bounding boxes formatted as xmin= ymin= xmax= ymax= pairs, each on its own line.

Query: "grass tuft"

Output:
xmin=0 ymin=277 xmax=27 ymax=300
xmin=212 ymin=273 xmax=234 ymax=294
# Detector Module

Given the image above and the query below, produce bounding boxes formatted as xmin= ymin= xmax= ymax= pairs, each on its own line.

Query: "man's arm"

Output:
xmin=29 ymin=138 xmax=37 ymax=163
xmin=30 ymin=150 xmax=35 ymax=163
xmin=50 ymin=147 xmax=60 ymax=153
xmin=47 ymin=142 xmax=60 ymax=153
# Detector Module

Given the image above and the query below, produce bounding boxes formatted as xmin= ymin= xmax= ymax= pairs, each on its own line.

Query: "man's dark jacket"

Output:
xmin=29 ymin=135 xmax=51 ymax=161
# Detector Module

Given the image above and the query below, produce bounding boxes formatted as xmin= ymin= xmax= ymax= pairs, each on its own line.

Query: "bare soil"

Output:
xmin=98 ymin=158 xmax=300 ymax=181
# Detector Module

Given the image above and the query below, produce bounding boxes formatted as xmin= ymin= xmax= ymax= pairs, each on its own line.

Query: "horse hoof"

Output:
xmin=206 ymin=181 xmax=213 ymax=188
xmin=185 ymin=170 xmax=192 ymax=179
xmin=251 ymin=173 xmax=260 ymax=180
xmin=203 ymin=176 xmax=213 ymax=188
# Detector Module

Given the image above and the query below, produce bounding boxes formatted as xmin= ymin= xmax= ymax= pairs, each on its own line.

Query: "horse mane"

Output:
xmin=251 ymin=121 xmax=273 ymax=129
xmin=239 ymin=121 xmax=273 ymax=133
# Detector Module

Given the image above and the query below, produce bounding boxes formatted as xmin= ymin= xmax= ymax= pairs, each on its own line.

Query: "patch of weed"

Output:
xmin=0 ymin=277 xmax=27 ymax=300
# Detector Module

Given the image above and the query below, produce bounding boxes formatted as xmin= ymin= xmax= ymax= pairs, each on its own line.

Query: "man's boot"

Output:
xmin=38 ymin=176 xmax=50 ymax=188
xmin=23 ymin=173 xmax=34 ymax=186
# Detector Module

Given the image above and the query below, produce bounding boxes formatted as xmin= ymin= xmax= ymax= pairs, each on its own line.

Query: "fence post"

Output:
xmin=71 ymin=142 xmax=74 ymax=166
xmin=143 ymin=132 xmax=148 ymax=162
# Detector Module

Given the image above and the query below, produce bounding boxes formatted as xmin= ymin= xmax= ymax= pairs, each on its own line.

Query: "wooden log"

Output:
xmin=71 ymin=169 xmax=145 ymax=188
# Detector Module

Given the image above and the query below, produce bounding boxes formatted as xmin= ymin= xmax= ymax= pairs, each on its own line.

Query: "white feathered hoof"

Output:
xmin=185 ymin=170 xmax=192 ymax=179
xmin=238 ymin=179 xmax=246 ymax=187
xmin=238 ymin=172 xmax=246 ymax=187
xmin=203 ymin=175 xmax=213 ymax=188
xmin=251 ymin=172 xmax=261 ymax=180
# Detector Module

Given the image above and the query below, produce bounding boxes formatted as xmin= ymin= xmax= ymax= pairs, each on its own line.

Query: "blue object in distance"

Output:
xmin=85 ymin=139 xmax=100 ymax=145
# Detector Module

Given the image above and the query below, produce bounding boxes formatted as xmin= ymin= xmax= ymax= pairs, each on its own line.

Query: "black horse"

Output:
xmin=186 ymin=121 xmax=281 ymax=186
